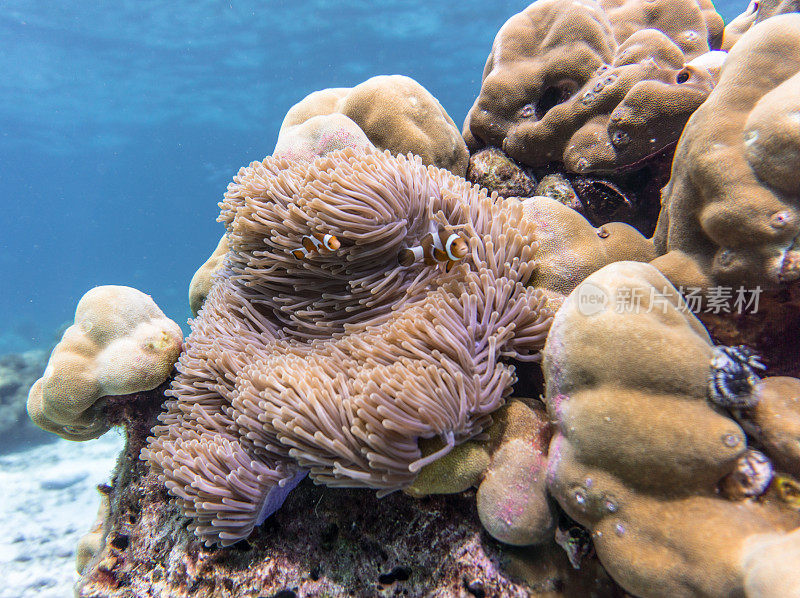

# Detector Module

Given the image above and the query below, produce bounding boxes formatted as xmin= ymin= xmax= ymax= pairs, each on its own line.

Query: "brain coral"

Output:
xmin=463 ymin=0 xmax=724 ymax=174
xmin=543 ymin=261 xmax=800 ymax=597
xmin=653 ymin=15 xmax=800 ymax=289
xmin=142 ymin=148 xmax=553 ymax=546
xmin=27 ymin=286 xmax=182 ymax=441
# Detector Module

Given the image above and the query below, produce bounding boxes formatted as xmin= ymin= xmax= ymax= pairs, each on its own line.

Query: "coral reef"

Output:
xmin=653 ymin=15 xmax=800 ymax=290
xmin=522 ymin=196 xmax=655 ymax=309
xmin=722 ymin=0 xmax=800 ymax=50
xmin=543 ymin=261 xmax=800 ymax=597
xmin=29 ymin=6 xmax=800 ymax=598
xmin=143 ymin=147 xmax=554 ymax=547
xmin=463 ymin=0 xmax=723 ymax=175
xmin=77 ymin=390 xmax=625 ymax=597
xmin=407 ymin=398 xmax=556 ymax=546
xmin=652 ymin=14 xmax=800 ymax=380
xmin=0 ymin=348 xmax=50 ymax=450
xmin=27 ymin=286 xmax=182 ymax=441
xmin=277 ymin=75 xmax=469 ymax=176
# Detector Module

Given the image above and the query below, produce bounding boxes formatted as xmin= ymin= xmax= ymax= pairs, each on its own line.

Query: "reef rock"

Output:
xmin=76 ymin=387 xmax=626 ymax=597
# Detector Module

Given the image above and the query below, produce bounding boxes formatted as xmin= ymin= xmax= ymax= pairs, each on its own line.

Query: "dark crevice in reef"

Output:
xmin=700 ymin=283 xmax=800 ymax=378
xmin=75 ymin=378 xmax=626 ymax=597
xmin=556 ymin=146 xmax=674 ymax=237
xmin=466 ymin=144 xmax=674 ymax=238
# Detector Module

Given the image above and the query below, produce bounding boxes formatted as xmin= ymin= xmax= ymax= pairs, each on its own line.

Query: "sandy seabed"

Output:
xmin=0 ymin=433 xmax=123 ymax=598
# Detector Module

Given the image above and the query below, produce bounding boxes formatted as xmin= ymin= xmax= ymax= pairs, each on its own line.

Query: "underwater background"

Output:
xmin=0 ymin=0 xmax=741 ymax=354
xmin=3 ymin=1 xmax=779 ymax=597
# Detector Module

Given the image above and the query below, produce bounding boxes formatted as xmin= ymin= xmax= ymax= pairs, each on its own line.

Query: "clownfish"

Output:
xmin=291 ymin=232 xmax=340 ymax=259
xmin=398 ymin=225 xmax=468 ymax=272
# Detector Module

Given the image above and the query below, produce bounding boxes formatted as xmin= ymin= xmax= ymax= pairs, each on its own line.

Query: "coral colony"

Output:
xmin=26 ymin=3 xmax=800 ymax=597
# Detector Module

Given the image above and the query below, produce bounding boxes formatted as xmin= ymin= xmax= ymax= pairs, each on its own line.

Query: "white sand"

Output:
xmin=0 ymin=432 xmax=124 ymax=598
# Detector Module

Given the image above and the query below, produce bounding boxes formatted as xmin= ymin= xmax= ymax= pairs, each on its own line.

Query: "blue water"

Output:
xmin=0 ymin=0 xmax=743 ymax=353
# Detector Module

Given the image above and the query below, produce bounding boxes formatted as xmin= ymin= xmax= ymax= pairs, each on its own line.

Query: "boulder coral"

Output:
xmin=406 ymin=398 xmax=556 ymax=546
xmin=722 ymin=0 xmax=800 ymax=50
xmin=27 ymin=286 xmax=183 ymax=441
xmin=463 ymin=0 xmax=724 ymax=174
xmin=653 ymin=15 xmax=800 ymax=290
xmin=277 ymin=75 xmax=469 ymax=176
xmin=521 ymin=195 xmax=655 ymax=309
xmin=188 ymin=234 xmax=228 ymax=317
xmin=142 ymin=147 xmax=555 ymax=547
xmin=543 ymin=261 xmax=800 ymax=597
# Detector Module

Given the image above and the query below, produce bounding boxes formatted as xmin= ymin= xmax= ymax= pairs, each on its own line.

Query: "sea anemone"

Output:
xmin=142 ymin=148 xmax=553 ymax=546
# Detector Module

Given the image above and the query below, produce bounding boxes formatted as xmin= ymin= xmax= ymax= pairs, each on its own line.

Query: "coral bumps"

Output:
xmin=27 ymin=286 xmax=182 ymax=441
xmin=463 ymin=0 xmax=724 ymax=174
xmin=143 ymin=148 xmax=553 ymax=546
xmin=543 ymin=262 xmax=800 ymax=597
xmin=654 ymin=15 xmax=800 ymax=289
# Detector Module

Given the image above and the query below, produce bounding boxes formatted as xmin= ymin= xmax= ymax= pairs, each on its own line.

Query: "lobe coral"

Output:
xmin=653 ymin=14 xmax=800 ymax=290
xmin=142 ymin=147 xmax=553 ymax=547
xmin=463 ymin=0 xmax=724 ymax=174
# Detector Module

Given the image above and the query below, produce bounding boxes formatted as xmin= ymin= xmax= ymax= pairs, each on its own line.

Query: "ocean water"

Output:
xmin=0 ymin=0 xmax=742 ymax=354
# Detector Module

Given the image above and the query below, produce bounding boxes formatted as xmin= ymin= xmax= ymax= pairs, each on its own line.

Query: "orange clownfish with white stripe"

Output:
xmin=398 ymin=225 xmax=468 ymax=272
xmin=291 ymin=232 xmax=341 ymax=259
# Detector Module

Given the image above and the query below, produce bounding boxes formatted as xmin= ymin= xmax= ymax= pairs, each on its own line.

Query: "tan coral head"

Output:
xmin=27 ymin=285 xmax=183 ymax=441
